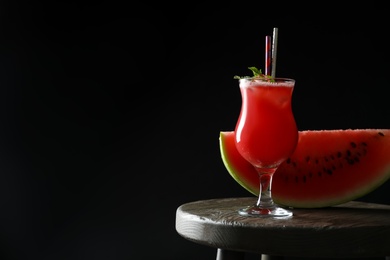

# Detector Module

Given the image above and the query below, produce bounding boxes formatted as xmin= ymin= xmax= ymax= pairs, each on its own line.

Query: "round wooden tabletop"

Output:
xmin=175 ymin=197 xmax=390 ymax=258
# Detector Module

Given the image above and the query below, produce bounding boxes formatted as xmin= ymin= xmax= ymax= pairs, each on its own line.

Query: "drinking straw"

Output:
xmin=265 ymin=35 xmax=272 ymax=76
xmin=271 ymin=27 xmax=278 ymax=78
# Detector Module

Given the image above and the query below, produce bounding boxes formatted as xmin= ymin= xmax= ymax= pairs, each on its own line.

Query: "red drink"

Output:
xmin=231 ymin=28 xmax=297 ymax=217
xmin=234 ymin=77 xmax=298 ymax=218
xmin=235 ymin=78 xmax=298 ymax=170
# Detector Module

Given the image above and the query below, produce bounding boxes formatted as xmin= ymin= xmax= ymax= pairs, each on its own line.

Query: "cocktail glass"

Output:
xmin=234 ymin=77 xmax=298 ymax=218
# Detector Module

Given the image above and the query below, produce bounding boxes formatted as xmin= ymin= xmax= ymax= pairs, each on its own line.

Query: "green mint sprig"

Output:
xmin=234 ymin=67 xmax=274 ymax=82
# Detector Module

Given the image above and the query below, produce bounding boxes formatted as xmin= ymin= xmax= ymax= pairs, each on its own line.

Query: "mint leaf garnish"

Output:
xmin=234 ymin=67 xmax=274 ymax=82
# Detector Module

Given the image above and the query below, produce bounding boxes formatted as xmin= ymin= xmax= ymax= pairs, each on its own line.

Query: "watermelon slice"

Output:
xmin=219 ymin=129 xmax=390 ymax=208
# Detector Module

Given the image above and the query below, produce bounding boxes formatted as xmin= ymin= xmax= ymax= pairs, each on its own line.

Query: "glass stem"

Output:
xmin=255 ymin=167 xmax=277 ymax=209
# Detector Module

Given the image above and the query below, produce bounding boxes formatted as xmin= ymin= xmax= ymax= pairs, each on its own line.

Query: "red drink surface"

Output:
xmin=234 ymin=78 xmax=298 ymax=169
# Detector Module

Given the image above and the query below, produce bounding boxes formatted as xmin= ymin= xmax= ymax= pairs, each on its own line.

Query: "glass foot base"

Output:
xmin=238 ymin=205 xmax=293 ymax=218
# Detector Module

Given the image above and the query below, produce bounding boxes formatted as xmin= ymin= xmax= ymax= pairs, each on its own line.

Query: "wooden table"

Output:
xmin=175 ymin=197 xmax=390 ymax=259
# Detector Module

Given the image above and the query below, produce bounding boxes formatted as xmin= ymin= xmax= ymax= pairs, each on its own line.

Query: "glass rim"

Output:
xmin=239 ymin=77 xmax=295 ymax=83
xmin=239 ymin=77 xmax=295 ymax=87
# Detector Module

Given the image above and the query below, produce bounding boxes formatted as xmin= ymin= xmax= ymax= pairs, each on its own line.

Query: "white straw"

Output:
xmin=271 ymin=27 xmax=278 ymax=78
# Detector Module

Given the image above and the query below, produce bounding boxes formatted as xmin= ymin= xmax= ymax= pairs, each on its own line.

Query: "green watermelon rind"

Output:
xmin=219 ymin=131 xmax=258 ymax=196
xmin=219 ymin=130 xmax=390 ymax=208
xmin=273 ymin=166 xmax=390 ymax=208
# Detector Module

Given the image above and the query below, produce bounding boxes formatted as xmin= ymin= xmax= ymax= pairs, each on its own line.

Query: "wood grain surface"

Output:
xmin=176 ymin=197 xmax=390 ymax=258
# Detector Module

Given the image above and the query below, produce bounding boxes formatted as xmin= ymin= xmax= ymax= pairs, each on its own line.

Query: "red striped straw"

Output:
xmin=265 ymin=35 xmax=272 ymax=76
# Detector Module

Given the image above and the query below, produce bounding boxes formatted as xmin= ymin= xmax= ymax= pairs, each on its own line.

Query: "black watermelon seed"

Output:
xmin=350 ymin=142 xmax=357 ymax=148
xmin=292 ymin=161 xmax=297 ymax=167
xmin=346 ymin=158 xmax=355 ymax=165
xmin=379 ymin=132 xmax=384 ymax=136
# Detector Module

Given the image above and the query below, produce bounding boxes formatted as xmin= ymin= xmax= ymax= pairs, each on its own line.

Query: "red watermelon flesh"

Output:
xmin=219 ymin=129 xmax=390 ymax=208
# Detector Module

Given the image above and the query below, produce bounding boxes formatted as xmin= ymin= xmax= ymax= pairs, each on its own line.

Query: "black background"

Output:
xmin=1 ymin=1 xmax=389 ymax=259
